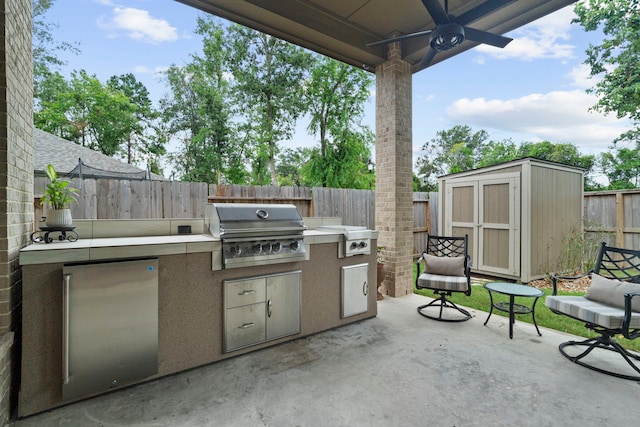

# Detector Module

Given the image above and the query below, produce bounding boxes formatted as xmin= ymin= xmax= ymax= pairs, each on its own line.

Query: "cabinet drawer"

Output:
xmin=225 ymin=303 xmax=266 ymax=352
xmin=225 ymin=277 xmax=266 ymax=308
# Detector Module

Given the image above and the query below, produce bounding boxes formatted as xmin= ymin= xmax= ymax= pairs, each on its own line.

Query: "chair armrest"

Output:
xmin=415 ymin=252 xmax=426 ymax=287
xmin=551 ymin=270 xmax=593 ymax=296
xmin=623 ymin=292 xmax=640 ymax=340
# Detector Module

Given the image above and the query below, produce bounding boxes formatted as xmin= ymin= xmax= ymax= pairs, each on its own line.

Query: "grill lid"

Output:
xmin=206 ymin=203 xmax=305 ymax=239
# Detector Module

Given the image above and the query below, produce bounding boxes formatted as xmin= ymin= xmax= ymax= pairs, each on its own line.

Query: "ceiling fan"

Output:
xmin=367 ymin=0 xmax=515 ymax=68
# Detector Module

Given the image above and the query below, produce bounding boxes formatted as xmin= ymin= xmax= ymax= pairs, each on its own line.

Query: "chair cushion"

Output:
xmin=545 ymin=295 xmax=640 ymax=330
xmin=424 ymin=254 xmax=465 ymax=277
xmin=585 ymin=273 xmax=640 ymax=313
xmin=417 ymin=273 xmax=469 ymax=292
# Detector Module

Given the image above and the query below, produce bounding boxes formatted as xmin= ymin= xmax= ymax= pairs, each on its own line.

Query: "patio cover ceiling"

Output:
xmin=176 ymin=0 xmax=577 ymax=73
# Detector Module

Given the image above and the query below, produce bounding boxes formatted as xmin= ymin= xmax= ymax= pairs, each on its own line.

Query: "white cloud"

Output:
xmin=445 ymin=90 xmax=631 ymax=153
xmin=474 ymin=5 xmax=576 ymax=62
xmin=567 ymin=63 xmax=595 ymax=89
xmin=98 ymin=7 xmax=178 ymax=44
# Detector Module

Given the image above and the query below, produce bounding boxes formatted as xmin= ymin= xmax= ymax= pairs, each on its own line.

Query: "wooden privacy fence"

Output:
xmin=34 ymin=178 xmax=435 ymax=255
xmin=583 ymin=189 xmax=640 ymax=250
xmin=36 ymin=177 xmax=640 ymax=253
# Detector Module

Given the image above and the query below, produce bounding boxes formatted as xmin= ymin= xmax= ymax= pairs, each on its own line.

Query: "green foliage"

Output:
xmin=40 ymin=164 xmax=78 ymax=209
xmin=415 ymin=125 xmax=598 ymax=189
xmin=303 ymin=57 xmax=374 ymax=188
xmin=227 ymin=24 xmax=313 ymax=184
xmin=555 ymin=220 xmax=610 ymax=275
xmin=301 ymin=129 xmax=375 ymax=189
xmin=32 ymin=0 xmax=80 ymax=99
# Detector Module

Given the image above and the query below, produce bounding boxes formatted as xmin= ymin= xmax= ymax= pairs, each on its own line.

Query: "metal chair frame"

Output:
xmin=415 ymin=234 xmax=472 ymax=322
xmin=550 ymin=242 xmax=640 ymax=380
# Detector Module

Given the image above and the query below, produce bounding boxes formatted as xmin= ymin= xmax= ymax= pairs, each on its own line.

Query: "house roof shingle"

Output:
xmin=34 ymin=128 xmax=166 ymax=180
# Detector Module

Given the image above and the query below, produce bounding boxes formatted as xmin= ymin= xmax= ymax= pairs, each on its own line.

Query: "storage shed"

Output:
xmin=438 ymin=158 xmax=584 ymax=283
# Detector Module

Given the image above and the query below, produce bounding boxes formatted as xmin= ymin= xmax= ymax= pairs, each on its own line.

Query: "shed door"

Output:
xmin=477 ymin=177 xmax=520 ymax=276
xmin=445 ymin=174 xmax=520 ymax=277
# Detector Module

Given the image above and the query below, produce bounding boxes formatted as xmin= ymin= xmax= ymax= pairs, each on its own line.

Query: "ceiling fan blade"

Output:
xmin=366 ymin=30 xmax=433 ymax=47
xmin=457 ymin=0 xmax=517 ymax=26
xmin=464 ymin=27 xmax=513 ymax=48
xmin=419 ymin=47 xmax=438 ymax=68
xmin=421 ymin=0 xmax=450 ymax=25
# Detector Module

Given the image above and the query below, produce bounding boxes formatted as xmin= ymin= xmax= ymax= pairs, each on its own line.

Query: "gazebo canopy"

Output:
xmin=176 ymin=0 xmax=576 ymax=73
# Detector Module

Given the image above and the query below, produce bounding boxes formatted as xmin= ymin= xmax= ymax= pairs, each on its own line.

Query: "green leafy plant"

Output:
xmin=377 ymin=246 xmax=384 ymax=264
xmin=40 ymin=164 xmax=78 ymax=209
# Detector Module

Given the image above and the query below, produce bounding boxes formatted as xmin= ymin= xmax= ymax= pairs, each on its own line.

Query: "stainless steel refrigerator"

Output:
xmin=62 ymin=258 xmax=159 ymax=401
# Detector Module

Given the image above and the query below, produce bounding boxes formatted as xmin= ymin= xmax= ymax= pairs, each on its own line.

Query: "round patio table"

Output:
xmin=483 ymin=282 xmax=544 ymax=339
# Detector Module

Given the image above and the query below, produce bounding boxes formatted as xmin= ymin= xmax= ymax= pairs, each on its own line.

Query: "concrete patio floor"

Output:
xmin=12 ymin=293 xmax=640 ymax=427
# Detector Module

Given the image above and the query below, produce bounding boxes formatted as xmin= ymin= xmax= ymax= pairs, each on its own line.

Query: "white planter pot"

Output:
xmin=45 ymin=209 xmax=73 ymax=228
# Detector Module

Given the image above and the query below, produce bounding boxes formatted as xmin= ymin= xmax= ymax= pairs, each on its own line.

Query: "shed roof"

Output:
xmin=34 ymin=128 xmax=166 ymax=180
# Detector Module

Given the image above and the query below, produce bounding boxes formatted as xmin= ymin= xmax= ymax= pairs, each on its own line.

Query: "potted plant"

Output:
xmin=376 ymin=246 xmax=385 ymax=300
xmin=40 ymin=164 xmax=78 ymax=228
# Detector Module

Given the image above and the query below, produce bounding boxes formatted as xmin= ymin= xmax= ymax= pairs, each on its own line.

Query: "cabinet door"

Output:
xmin=266 ymin=271 xmax=301 ymax=340
xmin=342 ymin=263 xmax=369 ymax=318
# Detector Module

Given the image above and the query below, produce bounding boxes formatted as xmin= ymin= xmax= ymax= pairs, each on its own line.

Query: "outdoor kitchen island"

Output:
xmin=18 ymin=215 xmax=378 ymax=418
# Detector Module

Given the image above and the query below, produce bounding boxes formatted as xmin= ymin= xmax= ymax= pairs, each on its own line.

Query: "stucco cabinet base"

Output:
xmin=18 ymin=236 xmax=377 ymax=417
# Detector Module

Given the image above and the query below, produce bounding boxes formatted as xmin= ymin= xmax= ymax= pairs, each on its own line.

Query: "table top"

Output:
xmin=485 ymin=282 xmax=544 ymax=298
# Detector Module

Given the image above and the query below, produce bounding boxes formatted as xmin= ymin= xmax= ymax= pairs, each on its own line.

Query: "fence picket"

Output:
xmin=32 ymin=178 xmax=639 ymax=252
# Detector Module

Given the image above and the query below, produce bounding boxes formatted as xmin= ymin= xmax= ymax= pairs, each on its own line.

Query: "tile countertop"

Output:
xmin=19 ymin=234 xmax=220 ymax=266
xmin=18 ymin=229 xmax=377 ymax=266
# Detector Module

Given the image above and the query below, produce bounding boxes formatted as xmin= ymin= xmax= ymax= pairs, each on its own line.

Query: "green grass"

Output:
xmin=412 ymin=266 xmax=640 ymax=352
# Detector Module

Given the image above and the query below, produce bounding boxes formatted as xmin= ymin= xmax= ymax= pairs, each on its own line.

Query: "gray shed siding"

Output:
xmin=439 ymin=158 xmax=584 ymax=283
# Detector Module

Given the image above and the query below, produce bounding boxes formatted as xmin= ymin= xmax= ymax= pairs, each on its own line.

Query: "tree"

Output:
xmin=32 ymin=0 xmax=79 ymax=99
xmin=303 ymin=57 xmax=374 ymax=188
xmin=227 ymin=25 xmax=313 ymax=184
xmin=107 ymin=73 xmax=160 ymax=166
xmin=35 ymin=70 xmax=142 ymax=157
xmin=160 ymin=17 xmax=247 ymax=184
xmin=415 ymin=125 xmax=489 ymax=189
xmin=301 ymin=129 xmax=375 ymax=189
xmin=574 ymin=0 xmax=640 ymax=127
xmin=600 ymin=145 xmax=640 ymax=189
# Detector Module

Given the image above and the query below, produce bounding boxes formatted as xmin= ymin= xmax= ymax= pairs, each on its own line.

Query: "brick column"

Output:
xmin=1 ymin=0 xmax=34 ymax=423
xmin=375 ymin=42 xmax=413 ymax=297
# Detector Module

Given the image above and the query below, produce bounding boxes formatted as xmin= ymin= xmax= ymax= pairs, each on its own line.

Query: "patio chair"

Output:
xmin=545 ymin=242 xmax=640 ymax=380
xmin=415 ymin=234 xmax=472 ymax=322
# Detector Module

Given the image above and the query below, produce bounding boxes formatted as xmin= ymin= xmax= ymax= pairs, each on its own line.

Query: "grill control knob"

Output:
xmin=350 ymin=242 xmax=358 ymax=249
xmin=252 ymin=243 xmax=261 ymax=253
xmin=261 ymin=243 xmax=271 ymax=252
xmin=358 ymin=241 xmax=367 ymax=248
xmin=229 ymin=245 xmax=242 ymax=256
xmin=289 ymin=241 xmax=300 ymax=251
xmin=272 ymin=242 xmax=281 ymax=252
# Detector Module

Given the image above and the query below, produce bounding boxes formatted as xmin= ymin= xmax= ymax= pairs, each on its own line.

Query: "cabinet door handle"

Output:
xmin=363 ymin=280 xmax=368 ymax=296
xmin=238 ymin=290 xmax=256 ymax=296
xmin=62 ymin=273 xmax=72 ymax=385
xmin=238 ymin=322 xmax=256 ymax=329
xmin=267 ymin=299 xmax=272 ymax=318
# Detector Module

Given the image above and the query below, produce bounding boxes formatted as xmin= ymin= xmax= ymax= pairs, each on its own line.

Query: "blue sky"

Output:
xmin=45 ymin=0 xmax=631 ymax=179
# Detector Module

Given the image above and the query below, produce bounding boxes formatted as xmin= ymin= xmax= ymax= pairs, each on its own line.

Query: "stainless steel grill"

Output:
xmin=205 ymin=203 xmax=306 ymax=268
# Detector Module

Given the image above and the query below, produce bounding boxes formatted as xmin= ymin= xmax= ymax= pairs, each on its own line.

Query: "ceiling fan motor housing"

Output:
xmin=430 ymin=22 xmax=465 ymax=51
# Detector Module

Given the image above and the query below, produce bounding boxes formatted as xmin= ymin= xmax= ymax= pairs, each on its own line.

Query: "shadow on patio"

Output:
xmin=12 ymin=293 xmax=640 ymax=427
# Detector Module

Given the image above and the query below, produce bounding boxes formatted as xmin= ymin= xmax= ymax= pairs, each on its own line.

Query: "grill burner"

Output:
xmin=206 ymin=203 xmax=306 ymax=268
xmin=317 ymin=225 xmax=372 ymax=257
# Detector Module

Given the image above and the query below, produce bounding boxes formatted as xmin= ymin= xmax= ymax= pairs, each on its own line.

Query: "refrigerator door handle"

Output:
xmin=62 ymin=273 xmax=72 ymax=384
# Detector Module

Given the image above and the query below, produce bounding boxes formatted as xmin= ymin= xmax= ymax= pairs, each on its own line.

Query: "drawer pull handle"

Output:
xmin=363 ymin=280 xmax=368 ymax=296
xmin=239 ymin=290 xmax=256 ymax=296
xmin=238 ymin=322 xmax=256 ymax=329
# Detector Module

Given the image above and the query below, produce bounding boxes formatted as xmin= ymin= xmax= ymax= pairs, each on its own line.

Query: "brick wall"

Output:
xmin=374 ymin=42 xmax=414 ymax=297
xmin=1 ymin=0 xmax=34 ymax=423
